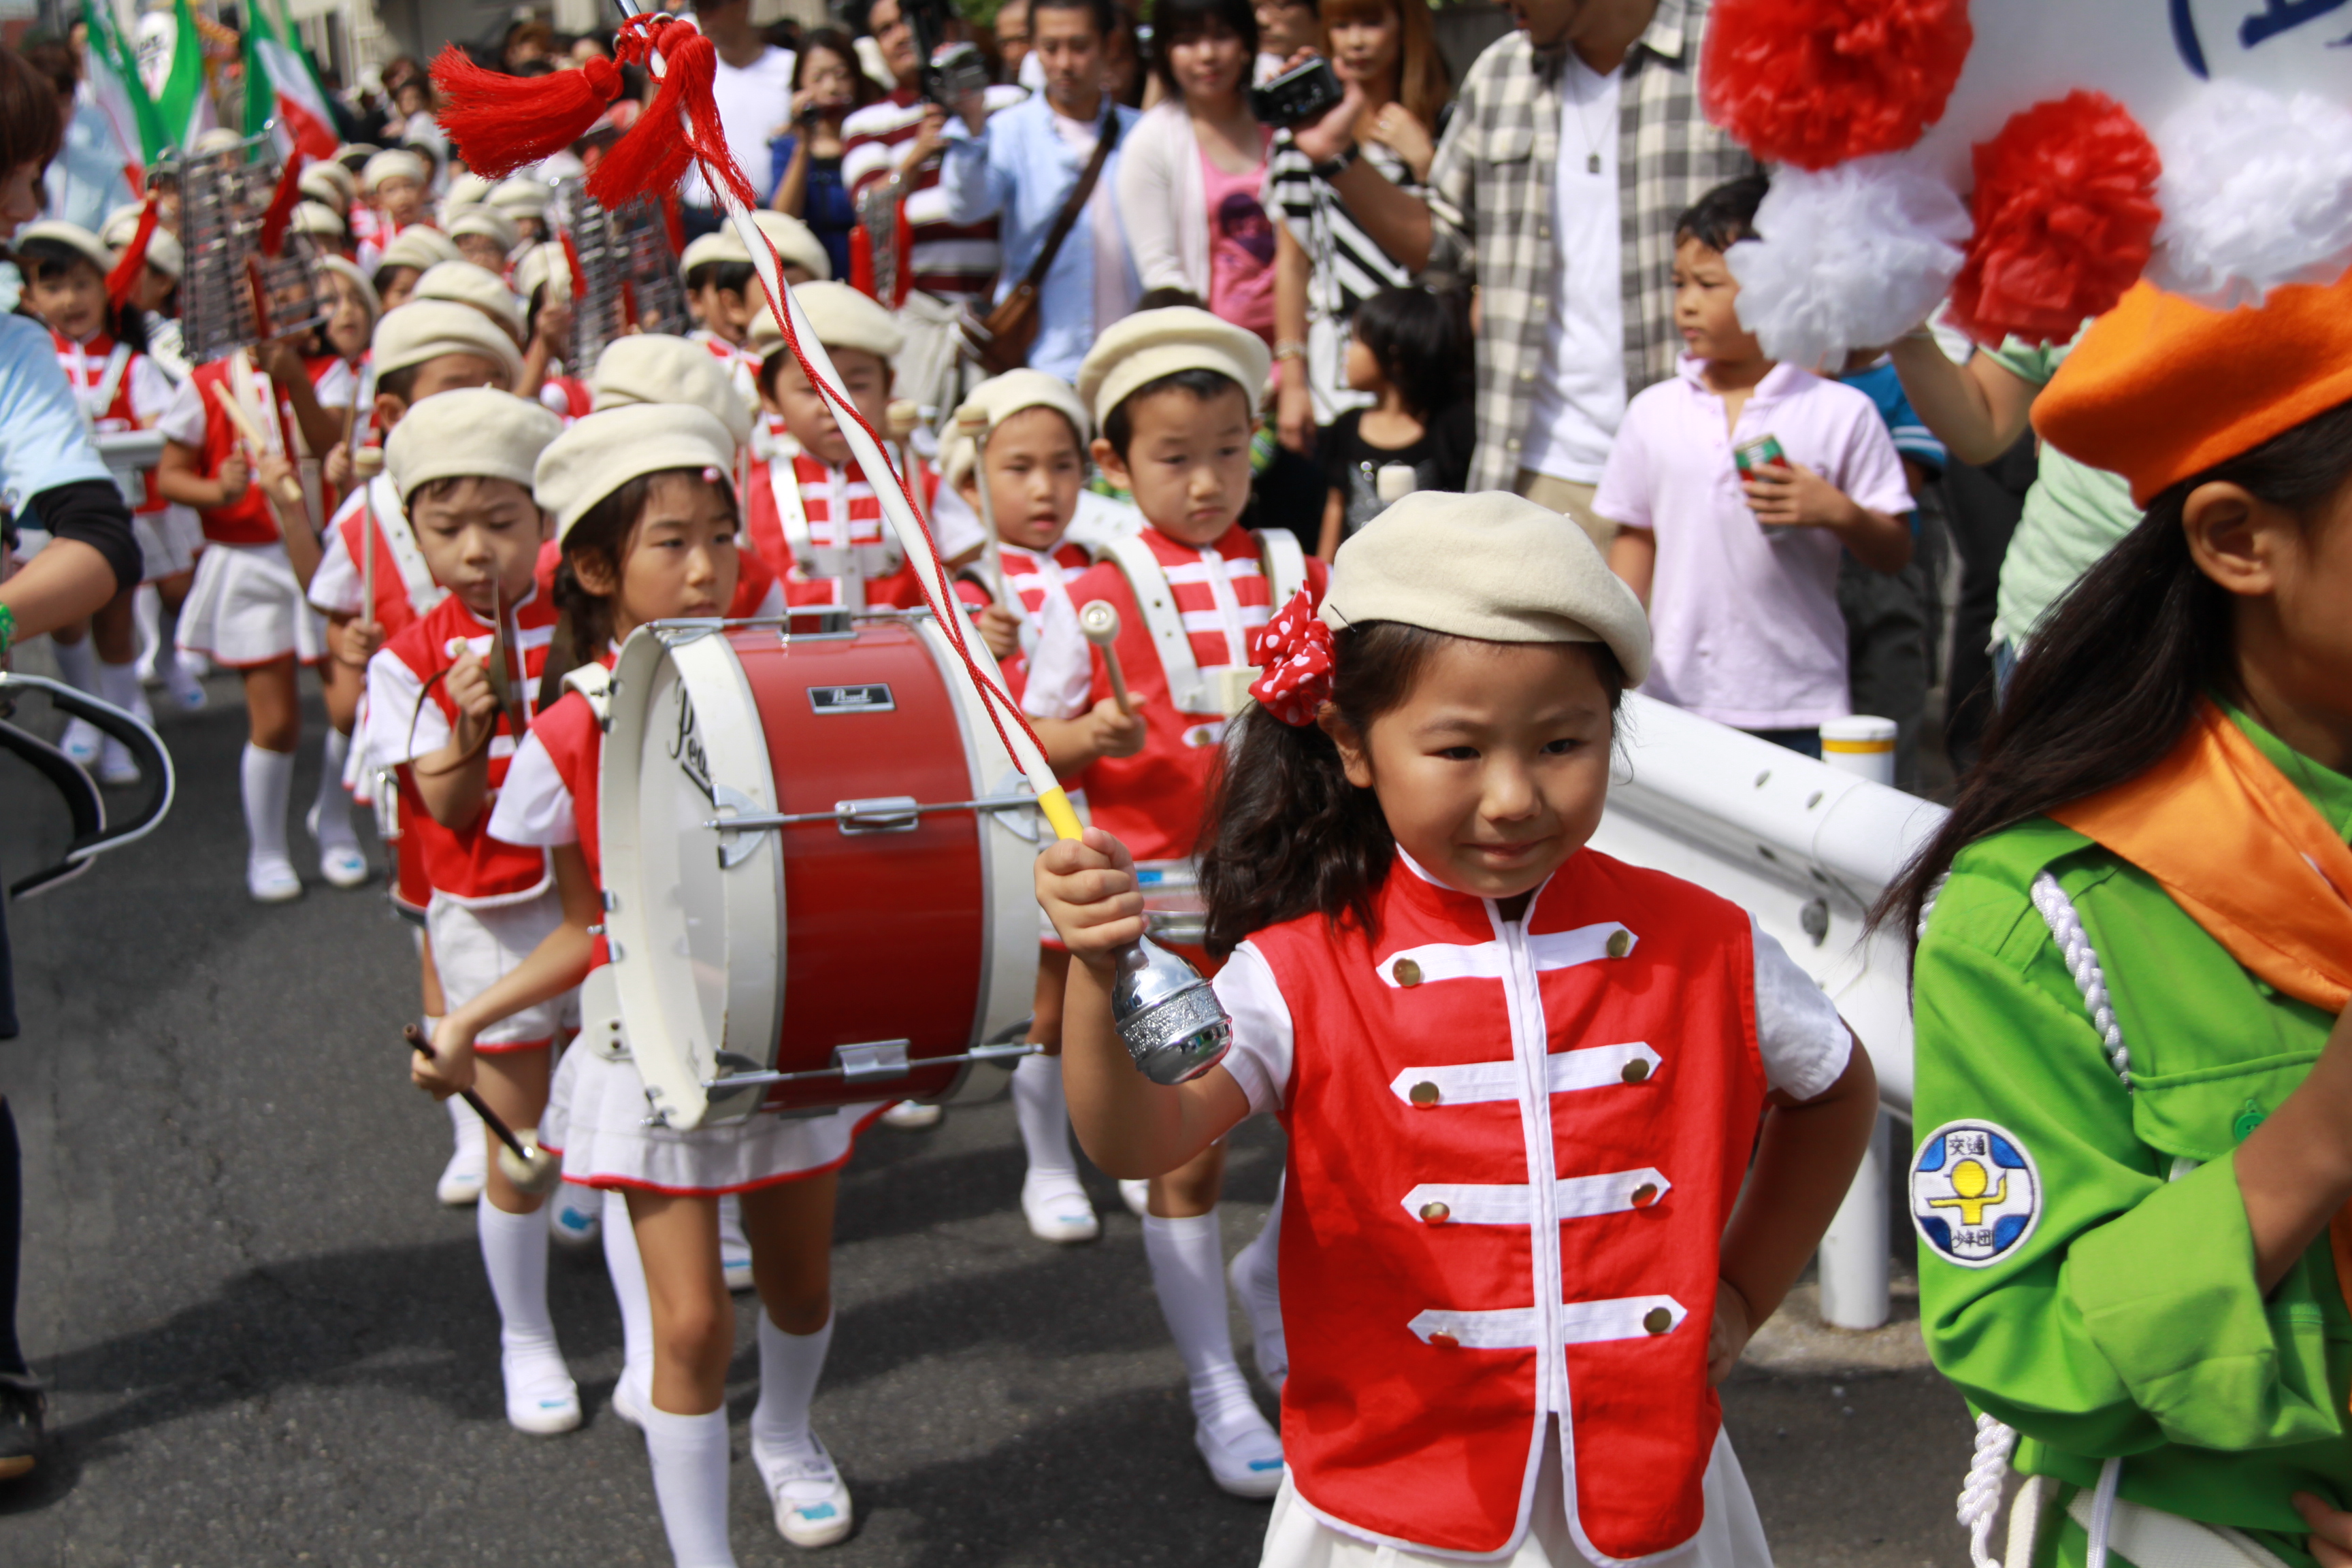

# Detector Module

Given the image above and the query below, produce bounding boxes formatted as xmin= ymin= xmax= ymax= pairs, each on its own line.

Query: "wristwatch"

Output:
xmin=1309 ymin=142 xmax=1360 ymax=181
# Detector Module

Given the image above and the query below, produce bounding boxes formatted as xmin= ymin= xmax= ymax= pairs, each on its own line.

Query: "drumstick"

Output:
xmin=404 ymin=1024 xmax=561 ymax=1194
xmin=207 ymin=380 xmax=306 ymax=505
xmin=951 ymin=403 xmax=1007 ymax=610
xmin=1079 ymin=600 xmax=1134 ymax=715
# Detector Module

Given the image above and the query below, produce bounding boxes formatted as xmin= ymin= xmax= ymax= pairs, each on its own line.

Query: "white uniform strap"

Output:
xmin=561 ymin=662 xmax=612 ymax=725
xmin=1101 ymin=534 xmax=1216 ymax=717
xmin=769 ymin=453 xmax=813 ymax=562
xmin=228 ymin=349 xmax=284 ymax=459
xmin=369 ymin=475 xmax=443 ymax=617
xmin=1260 ymin=528 xmax=1307 ymax=606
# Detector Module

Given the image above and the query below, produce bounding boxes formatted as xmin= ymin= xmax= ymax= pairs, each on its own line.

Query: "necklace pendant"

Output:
xmin=1587 ymin=151 xmax=1602 ymax=175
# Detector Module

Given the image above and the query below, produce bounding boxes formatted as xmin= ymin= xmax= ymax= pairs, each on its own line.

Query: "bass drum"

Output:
xmin=602 ymin=610 xmax=1040 ymax=1130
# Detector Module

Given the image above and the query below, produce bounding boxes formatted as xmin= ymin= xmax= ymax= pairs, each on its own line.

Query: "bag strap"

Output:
xmin=1013 ymin=108 xmax=1122 ymax=297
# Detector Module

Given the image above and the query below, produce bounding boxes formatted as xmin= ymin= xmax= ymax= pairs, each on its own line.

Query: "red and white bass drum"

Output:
xmin=600 ymin=608 xmax=1042 ymax=1130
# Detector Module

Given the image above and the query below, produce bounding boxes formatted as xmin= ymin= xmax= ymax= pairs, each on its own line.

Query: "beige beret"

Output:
xmin=298 ymin=162 xmax=354 ymax=212
xmin=99 ymin=206 xmax=183 ymax=281
xmin=1321 ymin=491 xmax=1652 ymax=685
xmin=511 ymin=243 xmax=570 ymax=308
xmin=385 ymin=387 xmax=561 ymax=502
xmin=534 ymin=404 xmax=737 ymax=540
xmin=1076 ymin=306 xmax=1270 ymax=428
xmin=362 ymin=148 xmax=427 ymax=191
xmin=747 ymin=280 xmax=903 ymax=367
xmin=317 ymin=255 xmax=382 ymax=322
xmin=333 ymin=142 xmax=379 ymax=165
xmin=290 ymin=201 xmax=346 ymax=239
xmin=192 ymin=127 xmax=244 ymax=156
xmin=749 ymin=210 xmax=830 ymax=282
xmin=16 ymin=220 xmax=112 ymax=276
xmin=444 ymin=173 xmax=495 ymax=212
xmin=372 ymin=299 xmax=526 ymax=385
xmin=588 ymin=333 xmax=753 ymax=450
xmin=376 ymin=226 xmax=462 ymax=274
xmin=489 ymin=178 xmax=552 ymax=216
xmin=680 ymin=231 xmax=744 ymax=276
xmin=446 ymin=206 xmax=519 ymax=255
xmin=411 ymin=261 xmax=524 ymax=341
xmin=943 ymin=369 xmax=1091 ymax=489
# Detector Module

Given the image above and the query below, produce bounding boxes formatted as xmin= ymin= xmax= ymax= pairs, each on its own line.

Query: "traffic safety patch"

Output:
xmin=1910 ymin=1120 xmax=2041 ymax=1269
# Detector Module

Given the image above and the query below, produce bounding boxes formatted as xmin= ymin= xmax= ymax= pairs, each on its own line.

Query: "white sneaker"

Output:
xmin=246 ymin=854 xmax=302 ymax=904
xmin=1230 ymin=1240 xmax=1288 ymax=1390
xmin=502 ymin=1345 xmax=582 ymax=1436
xmin=96 ymin=737 xmax=140 ymax=787
xmin=548 ymin=1185 xmax=601 ymax=1248
xmin=1195 ymin=1411 xmax=1285 ymax=1499
xmin=306 ymin=802 xmax=370 ymax=889
xmin=719 ymin=1193 xmax=754 ymax=1292
xmin=438 ymin=1131 xmax=487 ymax=1207
xmin=1020 ymin=1170 xmax=1099 ymax=1245
xmin=881 ymin=1100 xmax=941 ymax=1130
xmin=59 ymin=717 xmax=101 ymax=765
xmin=162 ymin=655 xmax=206 ymax=711
xmin=1119 ymin=1179 xmax=1150 ymax=1218
xmin=752 ymin=1431 xmax=855 ymax=1548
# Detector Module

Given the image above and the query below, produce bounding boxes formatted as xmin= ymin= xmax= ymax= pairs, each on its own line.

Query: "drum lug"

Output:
xmin=710 ymin=785 xmax=770 ymax=868
xmin=834 ymin=1039 xmax=913 ymax=1082
xmin=834 ymin=796 xmax=921 ymax=835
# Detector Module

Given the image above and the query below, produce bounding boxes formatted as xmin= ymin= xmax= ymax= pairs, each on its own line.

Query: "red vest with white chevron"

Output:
xmin=744 ymin=451 xmax=934 ymax=610
xmin=1247 ymin=849 xmax=1764 ymax=1559
xmin=1059 ymin=523 xmax=1318 ymax=862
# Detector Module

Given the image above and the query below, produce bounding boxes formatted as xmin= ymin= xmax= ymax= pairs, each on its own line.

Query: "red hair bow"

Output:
xmin=1249 ymin=588 xmax=1334 ymax=728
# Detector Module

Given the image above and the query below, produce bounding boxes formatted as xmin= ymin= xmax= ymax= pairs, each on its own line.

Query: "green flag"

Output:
xmin=157 ymin=0 xmax=216 ymax=149
xmin=82 ymin=0 xmax=167 ymax=167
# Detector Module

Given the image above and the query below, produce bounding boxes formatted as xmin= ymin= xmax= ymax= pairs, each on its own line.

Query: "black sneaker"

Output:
xmin=0 ymin=1371 xmax=46 ymax=1480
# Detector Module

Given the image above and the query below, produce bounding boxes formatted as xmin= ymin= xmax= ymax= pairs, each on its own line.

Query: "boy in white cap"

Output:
xmin=409 ymin=259 xmax=526 ymax=347
xmin=681 ymin=233 xmax=760 ymax=385
xmin=447 ymin=206 xmax=521 ymax=278
xmin=370 ymin=226 xmax=462 ymax=313
xmin=359 ymin=389 xmax=585 ymax=1435
xmin=487 ymin=178 xmax=552 ymax=246
xmin=512 ymin=246 xmax=585 ymax=422
xmin=1023 ymin=306 xmax=1321 ymax=1495
xmin=358 ymin=149 xmax=433 ymax=273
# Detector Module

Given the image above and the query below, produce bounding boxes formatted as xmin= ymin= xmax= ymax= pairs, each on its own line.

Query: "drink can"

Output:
xmin=1733 ymin=434 xmax=1787 ymax=476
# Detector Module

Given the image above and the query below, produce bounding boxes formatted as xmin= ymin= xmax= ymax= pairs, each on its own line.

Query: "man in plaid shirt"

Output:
xmin=1292 ymin=0 xmax=1752 ymax=540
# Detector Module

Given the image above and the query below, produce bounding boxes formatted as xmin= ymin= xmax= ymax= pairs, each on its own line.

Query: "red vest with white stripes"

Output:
xmin=1059 ymin=524 xmax=1324 ymax=862
xmin=381 ymin=589 xmax=559 ymax=904
xmin=186 ymin=358 xmax=296 ymax=546
xmin=1248 ymin=850 xmax=1763 ymax=1560
xmin=52 ymin=329 xmax=163 ymax=512
xmin=745 ymin=452 xmax=933 ymax=610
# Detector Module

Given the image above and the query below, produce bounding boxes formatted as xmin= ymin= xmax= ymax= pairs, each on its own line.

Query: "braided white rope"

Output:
xmin=2084 ymin=1455 xmax=2125 ymax=1568
xmin=2028 ymin=871 xmax=2132 ymax=1089
xmin=1958 ymin=1413 xmax=2018 ymax=1568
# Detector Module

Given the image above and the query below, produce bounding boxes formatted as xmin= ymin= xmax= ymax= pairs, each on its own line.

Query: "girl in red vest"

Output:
xmin=1041 ymin=491 xmax=1881 ymax=1567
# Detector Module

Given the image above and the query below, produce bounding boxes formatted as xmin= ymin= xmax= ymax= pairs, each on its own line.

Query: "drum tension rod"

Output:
xmin=706 ymin=794 xmax=1041 ymax=836
xmin=703 ymin=1039 xmax=1041 ymax=1092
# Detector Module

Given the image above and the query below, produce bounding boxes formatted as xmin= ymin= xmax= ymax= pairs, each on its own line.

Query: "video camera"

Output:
xmin=901 ymin=0 xmax=991 ymax=109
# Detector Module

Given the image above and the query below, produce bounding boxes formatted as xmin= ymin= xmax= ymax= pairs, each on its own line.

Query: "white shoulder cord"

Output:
xmin=1933 ymin=870 xmax=2132 ymax=1568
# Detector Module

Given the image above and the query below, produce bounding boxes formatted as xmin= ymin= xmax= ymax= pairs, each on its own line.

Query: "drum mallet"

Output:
xmin=404 ymin=1024 xmax=563 ymax=1195
xmin=1078 ymin=601 xmax=1134 ymax=715
xmin=951 ymin=402 xmax=1008 ymax=608
xmin=207 ymin=379 xmax=307 ymax=506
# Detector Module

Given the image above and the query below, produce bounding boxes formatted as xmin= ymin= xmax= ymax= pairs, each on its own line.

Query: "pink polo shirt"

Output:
xmin=1594 ymin=357 xmax=1912 ymax=730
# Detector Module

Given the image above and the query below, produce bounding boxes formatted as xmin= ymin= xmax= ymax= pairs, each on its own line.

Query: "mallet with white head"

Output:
xmin=1078 ymin=600 xmax=1134 ymax=715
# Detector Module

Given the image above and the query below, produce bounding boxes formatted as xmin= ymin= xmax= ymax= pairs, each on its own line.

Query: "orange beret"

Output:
xmin=2034 ymin=266 xmax=2352 ymax=507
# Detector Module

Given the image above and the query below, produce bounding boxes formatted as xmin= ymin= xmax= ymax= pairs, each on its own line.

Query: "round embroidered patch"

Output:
xmin=1910 ymin=1120 xmax=2042 ymax=1269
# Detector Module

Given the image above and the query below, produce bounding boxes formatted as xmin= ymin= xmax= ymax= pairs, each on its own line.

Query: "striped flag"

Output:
xmin=242 ymin=0 xmax=340 ymax=161
xmin=152 ymin=0 xmax=218 ymax=149
xmin=80 ymin=0 xmax=165 ymax=177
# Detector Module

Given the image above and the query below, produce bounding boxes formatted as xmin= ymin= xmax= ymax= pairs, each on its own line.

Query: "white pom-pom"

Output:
xmin=2149 ymin=82 xmax=2352 ymax=311
xmin=1727 ymin=155 xmax=1971 ymax=370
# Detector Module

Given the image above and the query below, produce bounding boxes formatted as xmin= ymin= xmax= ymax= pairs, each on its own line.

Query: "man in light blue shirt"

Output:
xmin=938 ymin=0 xmax=1139 ymax=382
xmin=44 ymin=87 xmax=134 ymax=236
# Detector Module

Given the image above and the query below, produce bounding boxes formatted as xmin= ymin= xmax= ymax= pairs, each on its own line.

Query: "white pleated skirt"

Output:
xmin=174 ymin=540 xmax=325 ymax=667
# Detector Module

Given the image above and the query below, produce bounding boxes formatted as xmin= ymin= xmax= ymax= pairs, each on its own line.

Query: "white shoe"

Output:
xmin=1020 ymin=1171 xmax=1099 ymax=1245
xmin=246 ymin=855 xmax=302 ymax=903
xmin=162 ymin=655 xmax=206 ymax=711
xmin=719 ymin=1194 xmax=754 ymax=1292
xmin=881 ymin=1100 xmax=941 ymax=1130
xmin=96 ymin=737 xmax=140 ymax=787
xmin=1119 ymin=1179 xmax=1150 ymax=1218
xmin=437 ymin=1131 xmax=487 ymax=1207
xmin=548 ymin=1185 xmax=601 ymax=1248
xmin=1195 ymin=1412 xmax=1285 ymax=1499
xmin=752 ymin=1431 xmax=855 ymax=1548
xmin=306 ymin=802 xmax=370 ymax=889
xmin=502 ymin=1345 xmax=582 ymax=1436
xmin=609 ymin=1371 xmax=648 ymax=1431
xmin=59 ymin=717 xmax=101 ymax=765
xmin=1231 ymin=1241 xmax=1288 ymax=1391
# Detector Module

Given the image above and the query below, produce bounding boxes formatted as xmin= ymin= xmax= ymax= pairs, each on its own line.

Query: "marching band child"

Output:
xmin=361 ymin=388 xmax=576 ymax=1434
xmin=14 ymin=221 xmax=179 ymax=787
xmin=1889 ymin=272 xmax=2352 ymax=1568
xmin=682 ymin=233 xmax=760 ymax=387
xmin=418 ymin=404 xmax=871 ymax=1558
xmin=370 ymin=227 xmax=463 ymax=315
xmin=410 ymin=260 xmax=527 ymax=352
xmin=744 ymin=282 xmax=934 ymax=610
xmin=941 ymin=368 xmax=1108 ymax=1243
xmin=1042 ymin=491 xmax=1880 ymax=1564
xmin=358 ymin=149 xmax=436 ymax=275
xmin=1020 ymin=307 xmax=1321 ymax=1495
xmin=514 ymin=247 xmax=587 ymax=423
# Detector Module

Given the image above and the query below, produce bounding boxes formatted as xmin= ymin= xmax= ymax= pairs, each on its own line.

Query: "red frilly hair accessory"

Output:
xmin=1248 ymin=589 xmax=1335 ymax=728
xmin=1701 ymin=0 xmax=1972 ymax=171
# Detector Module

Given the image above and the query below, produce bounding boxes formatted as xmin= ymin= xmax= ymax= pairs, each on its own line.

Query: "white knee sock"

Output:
xmin=312 ymin=728 xmax=358 ymax=847
xmin=1011 ymin=1053 xmax=1076 ymax=1177
xmin=478 ymin=1202 xmax=569 ymax=1382
xmin=240 ymin=742 xmax=295 ymax=866
xmin=95 ymin=658 xmax=150 ymax=723
xmin=50 ymin=635 xmax=96 ymax=694
xmin=1141 ymin=1211 xmax=1267 ymax=1442
xmin=750 ymin=1309 xmax=832 ymax=1459
xmin=133 ymin=584 xmax=163 ymax=677
xmin=642 ymin=1404 xmax=738 ymax=1568
xmin=603 ymin=1188 xmax=656 ymax=1409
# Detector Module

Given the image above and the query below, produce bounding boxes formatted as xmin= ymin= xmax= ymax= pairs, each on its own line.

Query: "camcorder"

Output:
xmin=1250 ymin=56 xmax=1343 ymax=128
xmin=903 ymin=0 xmax=992 ymax=109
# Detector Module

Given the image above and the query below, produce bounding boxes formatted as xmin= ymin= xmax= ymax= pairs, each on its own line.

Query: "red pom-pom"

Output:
xmin=589 ymin=23 xmax=757 ymax=212
xmin=1701 ymin=0 xmax=1972 ymax=170
xmin=1946 ymin=91 xmax=2163 ymax=348
xmin=432 ymin=44 xmax=623 ymax=179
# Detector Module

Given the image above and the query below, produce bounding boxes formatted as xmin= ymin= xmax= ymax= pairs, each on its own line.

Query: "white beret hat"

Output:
xmin=588 ymin=333 xmax=753 ymax=450
xmin=192 ymin=127 xmax=244 ymax=155
xmin=534 ymin=404 xmax=738 ymax=540
xmin=746 ymin=280 xmax=903 ymax=366
xmin=749 ymin=210 xmax=830 ymax=282
xmin=411 ymin=260 xmax=525 ymax=341
xmin=444 ymin=172 xmax=495 ymax=211
xmin=333 ymin=142 xmax=379 ymax=165
xmin=385 ymin=387 xmax=561 ymax=502
xmin=1321 ymin=491 xmax=1652 ymax=685
xmin=362 ymin=148 xmax=428 ymax=191
xmin=99 ymin=206 xmax=182 ymax=280
xmin=1076 ymin=306 xmax=1270 ymax=428
xmin=372 ymin=299 xmax=526 ymax=384
xmin=943 ymin=369 xmax=1091 ymax=489
xmin=317 ymin=255 xmax=382 ymax=322
xmin=681 ymin=231 xmax=745 ymax=276
xmin=512 ymin=242 xmax=570 ymax=307
xmin=299 ymin=162 xmax=354 ymax=212
xmin=16 ymin=220 xmax=113 ymax=276
xmin=290 ymin=200 xmax=346 ymax=239
xmin=489 ymin=178 xmax=552 ymax=216
xmin=376 ymin=226 xmax=463 ymax=274
xmin=446 ymin=205 xmax=520 ymax=255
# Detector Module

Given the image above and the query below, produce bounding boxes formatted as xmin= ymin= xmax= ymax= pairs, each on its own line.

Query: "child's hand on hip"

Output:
xmin=1708 ymin=1279 xmax=1754 ymax=1386
xmin=1035 ymin=827 xmax=1146 ymax=969
xmin=1743 ymin=462 xmax=1858 ymax=531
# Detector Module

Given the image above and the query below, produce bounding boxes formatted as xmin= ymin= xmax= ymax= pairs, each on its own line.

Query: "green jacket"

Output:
xmin=1912 ymin=713 xmax=2352 ymax=1568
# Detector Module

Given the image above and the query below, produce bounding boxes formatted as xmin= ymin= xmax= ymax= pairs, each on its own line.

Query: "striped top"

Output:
xmin=841 ymin=85 xmax=1026 ymax=303
xmin=1263 ymin=129 xmax=1424 ymax=328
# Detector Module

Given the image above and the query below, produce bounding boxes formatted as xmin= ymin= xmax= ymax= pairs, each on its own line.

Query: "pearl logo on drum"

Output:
xmin=667 ymin=687 xmax=714 ymax=802
xmin=808 ymin=683 xmax=896 ymax=713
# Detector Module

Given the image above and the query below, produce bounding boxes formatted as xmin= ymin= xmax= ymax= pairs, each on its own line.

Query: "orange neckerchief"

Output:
xmin=2051 ymin=699 xmax=2352 ymax=1351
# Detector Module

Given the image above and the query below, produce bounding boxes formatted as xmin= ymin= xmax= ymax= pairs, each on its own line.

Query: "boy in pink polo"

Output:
xmin=1598 ymin=175 xmax=1913 ymax=756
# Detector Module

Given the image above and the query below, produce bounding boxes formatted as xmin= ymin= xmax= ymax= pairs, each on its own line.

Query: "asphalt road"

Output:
xmin=0 ymin=666 xmax=1979 ymax=1567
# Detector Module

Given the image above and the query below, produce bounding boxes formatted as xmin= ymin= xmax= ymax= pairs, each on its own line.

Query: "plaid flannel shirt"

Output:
xmin=1422 ymin=0 xmax=1757 ymax=492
